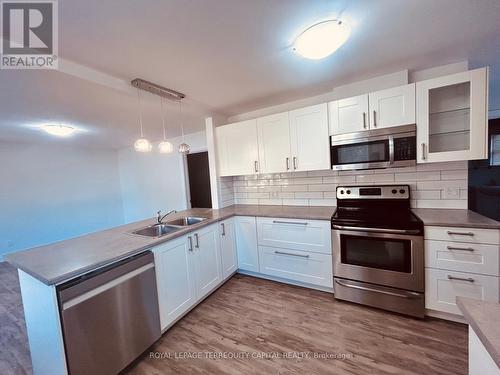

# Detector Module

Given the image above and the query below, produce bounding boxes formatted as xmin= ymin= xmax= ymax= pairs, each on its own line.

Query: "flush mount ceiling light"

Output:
xmin=293 ymin=19 xmax=351 ymax=60
xmin=41 ymin=124 xmax=76 ymax=137
xmin=133 ymin=87 xmax=152 ymax=153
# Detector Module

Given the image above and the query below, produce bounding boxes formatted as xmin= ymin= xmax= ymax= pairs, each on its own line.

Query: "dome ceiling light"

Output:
xmin=41 ymin=124 xmax=76 ymax=137
xmin=293 ymin=19 xmax=351 ymax=60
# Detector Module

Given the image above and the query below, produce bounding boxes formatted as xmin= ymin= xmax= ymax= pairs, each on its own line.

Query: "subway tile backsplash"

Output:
xmin=219 ymin=161 xmax=468 ymax=209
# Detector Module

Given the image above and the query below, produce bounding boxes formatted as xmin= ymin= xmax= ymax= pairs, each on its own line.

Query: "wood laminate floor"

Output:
xmin=0 ymin=263 xmax=467 ymax=375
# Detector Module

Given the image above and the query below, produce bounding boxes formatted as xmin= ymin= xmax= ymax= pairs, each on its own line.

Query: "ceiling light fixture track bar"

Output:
xmin=131 ymin=78 xmax=185 ymax=101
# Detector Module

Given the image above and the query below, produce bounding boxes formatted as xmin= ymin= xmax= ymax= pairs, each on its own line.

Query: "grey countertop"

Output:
xmin=6 ymin=204 xmax=499 ymax=286
xmin=457 ymin=297 xmax=500 ymax=368
xmin=5 ymin=205 xmax=334 ymax=285
xmin=412 ymin=208 xmax=500 ymax=229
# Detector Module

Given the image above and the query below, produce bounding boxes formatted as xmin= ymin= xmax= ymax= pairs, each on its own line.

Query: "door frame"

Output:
xmin=181 ymin=147 xmax=209 ymax=209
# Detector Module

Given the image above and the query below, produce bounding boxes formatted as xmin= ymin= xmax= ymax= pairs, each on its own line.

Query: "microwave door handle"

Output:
xmin=388 ymin=136 xmax=395 ymax=165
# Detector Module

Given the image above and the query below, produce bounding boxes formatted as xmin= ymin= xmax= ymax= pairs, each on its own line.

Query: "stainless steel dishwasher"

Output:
xmin=58 ymin=251 xmax=161 ymax=375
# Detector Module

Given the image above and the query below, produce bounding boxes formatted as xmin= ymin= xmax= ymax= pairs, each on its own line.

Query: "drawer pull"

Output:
xmin=447 ymin=275 xmax=475 ymax=283
xmin=274 ymin=250 xmax=309 ymax=259
xmin=447 ymin=231 xmax=474 ymax=236
xmin=272 ymin=220 xmax=308 ymax=226
xmin=447 ymin=246 xmax=474 ymax=252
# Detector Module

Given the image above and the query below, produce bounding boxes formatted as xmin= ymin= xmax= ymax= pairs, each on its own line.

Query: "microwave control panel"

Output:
xmin=394 ymin=136 xmax=416 ymax=161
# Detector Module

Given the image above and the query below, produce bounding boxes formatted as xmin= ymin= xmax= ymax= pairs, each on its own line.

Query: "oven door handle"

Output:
xmin=332 ymin=224 xmax=421 ymax=235
xmin=335 ymin=279 xmax=421 ymax=299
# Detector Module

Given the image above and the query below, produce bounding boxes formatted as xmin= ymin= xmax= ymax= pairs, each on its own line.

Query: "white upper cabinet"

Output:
xmin=329 ymin=94 xmax=369 ymax=135
xmin=368 ymin=83 xmax=416 ymax=129
xmin=289 ymin=103 xmax=330 ymax=171
xmin=216 ymin=119 xmax=259 ymax=176
xmin=416 ymin=67 xmax=488 ymax=163
xmin=257 ymin=112 xmax=291 ymax=173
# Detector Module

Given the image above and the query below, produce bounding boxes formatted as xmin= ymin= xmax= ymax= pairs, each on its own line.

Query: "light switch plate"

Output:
xmin=443 ymin=186 xmax=460 ymax=199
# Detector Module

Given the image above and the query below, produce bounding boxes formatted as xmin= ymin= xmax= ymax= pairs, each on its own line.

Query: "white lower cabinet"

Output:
xmin=469 ymin=327 xmax=500 ymax=375
xmin=258 ymin=246 xmax=333 ymax=288
xmin=192 ymin=224 xmax=223 ymax=300
xmin=425 ymin=268 xmax=499 ymax=315
xmin=154 ymin=223 xmax=222 ymax=331
xmin=153 ymin=236 xmax=197 ymax=330
xmin=219 ymin=218 xmax=238 ymax=279
xmin=235 ymin=216 xmax=259 ymax=272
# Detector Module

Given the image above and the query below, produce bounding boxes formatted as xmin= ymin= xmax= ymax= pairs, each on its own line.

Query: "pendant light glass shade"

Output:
xmin=158 ymin=141 xmax=174 ymax=153
xmin=158 ymin=97 xmax=174 ymax=154
xmin=134 ymin=88 xmax=152 ymax=152
xmin=178 ymin=142 xmax=190 ymax=154
xmin=134 ymin=138 xmax=152 ymax=152
xmin=178 ymin=100 xmax=190 ymax=154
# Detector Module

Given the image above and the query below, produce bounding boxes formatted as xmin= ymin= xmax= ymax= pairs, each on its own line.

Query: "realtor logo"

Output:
xmin=1 ymin=0 xmax=58 ymax=69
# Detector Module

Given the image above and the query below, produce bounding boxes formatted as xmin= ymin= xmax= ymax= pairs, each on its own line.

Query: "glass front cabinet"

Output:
xmin=416 ymin=67 xmax=488 ymax=163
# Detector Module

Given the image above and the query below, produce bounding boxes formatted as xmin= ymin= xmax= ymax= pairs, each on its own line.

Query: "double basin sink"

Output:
xmin=132 ymin=216 xmax=208 ymax=238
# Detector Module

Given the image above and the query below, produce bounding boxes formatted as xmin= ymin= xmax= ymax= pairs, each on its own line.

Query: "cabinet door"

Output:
xmin=153 ymin=236 xmax=196 ymax=330
xmin=416 ymin=68 xmax=488 ymax=163
xmin=328 ymin=94 xmax=369 ymax=135
xmin=219 ymin=218 xmax=238 ymax=279
xmin=216 ymin=119 xmax=259 ymax=176
xmin=257 ymin=112 xmax=291 ymax=173
xmin=368 ymin=83 xmax=415 ymax=129
xmin=193 ymin=224 xmax=222 ymax=300
xmin=235 ymin=216 xmax=259 ymax=272
xmin=289 ymin=103 xmax=330 ymax=172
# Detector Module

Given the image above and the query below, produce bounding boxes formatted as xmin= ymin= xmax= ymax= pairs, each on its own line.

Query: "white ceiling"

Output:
xmin=1 ymin=0 xmax=500 ymax=148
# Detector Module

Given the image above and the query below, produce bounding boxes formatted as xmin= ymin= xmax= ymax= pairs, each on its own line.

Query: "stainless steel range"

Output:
xmin=331 ymin=185 xmax=425 ymax=318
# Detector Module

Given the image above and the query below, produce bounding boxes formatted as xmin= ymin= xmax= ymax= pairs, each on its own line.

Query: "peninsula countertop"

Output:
xmin=457 ymin=297 xmax=500 ymax=368
xmin=5 ymin=205 xmax=334 ymax=285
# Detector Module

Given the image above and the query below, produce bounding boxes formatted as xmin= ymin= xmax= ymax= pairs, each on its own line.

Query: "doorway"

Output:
xmin=185 ymin=151 xmax=212 ymax=208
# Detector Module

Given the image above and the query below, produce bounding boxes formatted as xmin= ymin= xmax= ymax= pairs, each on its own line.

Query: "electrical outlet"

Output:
xmin=270 ymin=191 xmax=279 ymax=198
xmin=443 ymin=186 xmax=460 ymax=199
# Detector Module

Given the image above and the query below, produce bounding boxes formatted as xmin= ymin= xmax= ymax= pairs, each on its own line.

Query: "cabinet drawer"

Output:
xmin=425 ymin=268 xmax=499 ymax=315
xmin=257 ymin=217 xmax=331 ymax=254
xmin=425 ymin=240 xmax=499 ymax=276
xmin=425 ymin=226 xmax=499 ymax=245
xmin=258 ymin=246 xmax=333 ymax=288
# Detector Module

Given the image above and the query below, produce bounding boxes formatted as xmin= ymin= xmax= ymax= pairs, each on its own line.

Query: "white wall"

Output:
xmin=0 ymin=141 xmax=124 ymax=259
xmin=118 ymin=131 xmax=208 ymax=223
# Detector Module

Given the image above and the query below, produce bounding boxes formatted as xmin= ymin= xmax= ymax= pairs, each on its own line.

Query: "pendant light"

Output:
xmin=178 ymin=100 xmax=190 ymax=154
xmin=158 ymin=97 xmax=174 ymax=153
xmin=134 ymin=88 xmax=152 ymax=152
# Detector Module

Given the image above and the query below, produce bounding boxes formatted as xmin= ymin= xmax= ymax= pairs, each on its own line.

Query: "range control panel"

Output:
xmin=336 ymin=185 xmax=410 ymax=200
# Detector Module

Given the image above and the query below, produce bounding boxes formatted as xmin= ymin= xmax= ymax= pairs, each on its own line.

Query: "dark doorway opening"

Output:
xmin=186 ymin=151 xmax=212 ymax=208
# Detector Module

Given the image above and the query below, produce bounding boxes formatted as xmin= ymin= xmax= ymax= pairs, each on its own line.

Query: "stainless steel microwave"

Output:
xmin=330 ymin=124 xmax=416 ymax=171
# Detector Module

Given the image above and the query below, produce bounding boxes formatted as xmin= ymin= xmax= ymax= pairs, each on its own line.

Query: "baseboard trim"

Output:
xmin=425 ymin=309 xmax=466 ymax=324
xmin=237 ymin=269 xmax=334 ymax=294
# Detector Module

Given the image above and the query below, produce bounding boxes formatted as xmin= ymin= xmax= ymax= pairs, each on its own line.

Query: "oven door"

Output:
xmin=332 ymin=227 xmax=424 ymax=292
xmin=330 ymin=135 xmax=391 ymax=170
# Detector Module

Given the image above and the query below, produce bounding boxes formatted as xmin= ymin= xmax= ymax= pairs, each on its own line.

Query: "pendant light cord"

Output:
xmin=161 ymin=97 xmax=167 ymax=141
xmin=137 ymin=88 xmax=144 ymax=137
xmin=179 ymin=100 xmax=185 ymax=140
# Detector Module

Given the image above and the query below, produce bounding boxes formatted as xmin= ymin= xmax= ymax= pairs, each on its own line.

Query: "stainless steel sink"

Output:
xmin=166 ymin=216 xmax=208 ymax=226
xmin=131 ymin=223 xmax=181 ymax=238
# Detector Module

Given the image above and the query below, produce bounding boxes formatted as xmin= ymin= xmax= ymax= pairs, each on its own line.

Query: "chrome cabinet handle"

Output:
xmin=254 ymin=161 xmax=259 ymax=173
xmin=188 ymin=236 xmax=193 ymax=252
xmin=335 ymin=279 xmax=421 ymax=299
xmin=194 ymin=233 xmax=199 ymax=248
xmin=274 ymin=250 xmax=309 ymax=259
xmin=447 ymin=275 xmax=475 ymax=283
xmin=273 ymin=220 xmax=308 ymax=226
xmin=286 ymin=157 xmax=290 ymax=170
xmin=421 ymin=143 xmax=426 ymax=160
xmin=447 ymin=231 xmax=474 ymax=236
xmin=362 ymin=112 xmax=367 ymax=129
xmin=293 ymin=156 xmax=297 ymax=170
xmin=373 ymin=110 xmax=377 ymax=127
xmin=221 ymin=223 xmax=226 ymax=236
xmin=447 ymin=246 xmax=474 ymax=252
